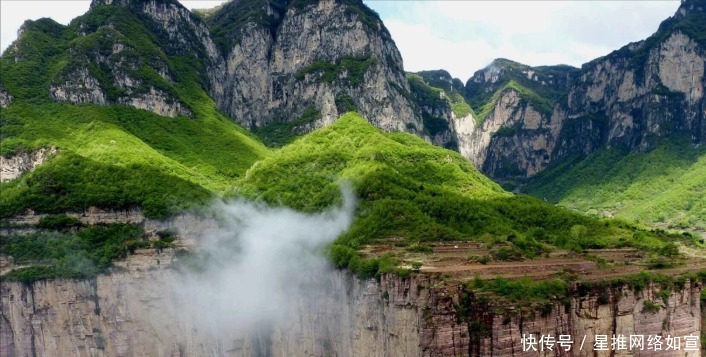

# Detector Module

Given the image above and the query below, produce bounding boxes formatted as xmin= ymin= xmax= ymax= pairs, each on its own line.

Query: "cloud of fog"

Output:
xmin=166 ymin=185 xmax=356 ymax=340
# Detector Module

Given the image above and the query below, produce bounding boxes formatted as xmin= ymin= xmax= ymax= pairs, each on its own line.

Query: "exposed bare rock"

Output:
xmin=1 ymin=256 xmax=702 ymax=356
xmin=658 ymin=32 xmax=704 ymax=103
xmin=116 ymin=88 xmax=192 ymax=117
xmin=0 ymin=87 xmax=13 ymax=108
xmin=207 ymin=0 xmax=423 ymax=136
xmin=50 ymin=68 xmax=108 ymax=105
xmin=450 ymin=1 xmax=706 ymax=179
xmin=0 ymin=147 xmax=57 ymax=182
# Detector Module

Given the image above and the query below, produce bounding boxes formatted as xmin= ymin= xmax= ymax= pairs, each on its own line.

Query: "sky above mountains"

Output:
xmin=0 ymin=0 xmax=680 ymax=80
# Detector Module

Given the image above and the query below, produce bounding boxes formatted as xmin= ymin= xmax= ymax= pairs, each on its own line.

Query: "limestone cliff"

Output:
xmin=44 ymin=0 xmax=211 ymax=117
xmin=1 ymin=210 xmax=704 ymax=356
xmin=0 ymin=147 xmax=56 ymax=182
xmin=405 ymin=66 xmax=571 ymax=178
xmin=407 ymin=71 xmax=464 ymax=150
xmin=2 ymin=247 xmax=702 ymax=356
xmin=452 ymin=1 xmax=706 ymax=179
xmin=205 ymin=0 xmax=422 ymax=138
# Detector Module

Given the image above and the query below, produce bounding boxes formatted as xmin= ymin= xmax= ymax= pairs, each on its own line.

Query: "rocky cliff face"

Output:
xmin=452 ymin=1 xmax=706 ymax=179
xmin=0 ymin=87 xmax=13 ymax=108
xmin=6 ymin=0 xmax=428 ymax=141
xmin=405 ymin=66 xmax=570 ymax=178
xmin=2 ymin=246 xmax=702 ymax=356
xmin=0 ymin=147 xmax=56 ymax=182
xmin=553 ymin=29 xmax=705 ymax=160
xmin=2 ymin=209 xmax=703 ymax=356
xmin=458 ymin=91 xmax=564 ymax=178
xmin=205 ymin=0 xmax=422 ymax=137
xmin=44 ymin=0 xmax=213 ymax=118
xmin=407 ymin=71 xmax=464 ymax=150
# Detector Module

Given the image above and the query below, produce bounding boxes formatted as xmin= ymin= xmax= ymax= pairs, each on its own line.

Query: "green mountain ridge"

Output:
xmin=236 ymin=112 xmax=691 ymax=277
xmin=0 ymin=7 xmax=268 ymax=218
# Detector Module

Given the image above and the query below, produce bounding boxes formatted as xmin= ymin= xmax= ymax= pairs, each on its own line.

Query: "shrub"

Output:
xmin=641 ymin=299 xmax=661 ymax=314
xmin=1 ymin=224 xmax=146 ymax=282
xmin=37 ymin=214 xmax=82 ymax=230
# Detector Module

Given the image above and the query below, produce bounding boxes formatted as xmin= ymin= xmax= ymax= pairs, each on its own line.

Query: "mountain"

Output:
xmin=399 ymin=0 xmax=706 ymax=228
xmin=237 ymin=112 xmax=688 ymax=277
xmin=0 ymin=1 xmax=268 ymax=218
xmin=507 ymin=0 xmax=705 ymax=229
xmin=203 ymin=0 xmax=423 ymax=146
xmin=406 ymin=70 xmax=473 ymax=150
xmin=455 ymin=0 xmax=705 ymax=180
xmin=524 ymin=139 xmax=706 ymax=231
xmin=2 ymin=0 xmax=704 ymax=225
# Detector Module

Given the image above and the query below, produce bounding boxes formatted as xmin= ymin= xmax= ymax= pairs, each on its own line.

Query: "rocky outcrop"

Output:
xmin=1 ymin=214 xmax=702 ymax=357
xmin=457 ymin=91 xmax=563 ymax=178
xmin=60 ymin=0 xmax=424 ymax=135
xmin=49 ymin=11 xmax=194 ymax=118
xmin=0 ymin=87 xmax=13 ymax=108
xmin=207 ymin=0 xmax=422 ymax=136
xmin=50 ymin=68 xmax=108 ymax=106
xmin=0 ymin=147 xmax=56 ymax=182
xmin=406 ymin=72 xmax=461 ymax=149
xmin=115 ymin=88 xmax=192 ymax=118
xmin=556 ymin=30 xmax=705 ymax=158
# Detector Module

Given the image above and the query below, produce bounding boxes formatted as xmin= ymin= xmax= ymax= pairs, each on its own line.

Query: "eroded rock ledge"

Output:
xmin=0 ymin=147 xmax=57 ymax=182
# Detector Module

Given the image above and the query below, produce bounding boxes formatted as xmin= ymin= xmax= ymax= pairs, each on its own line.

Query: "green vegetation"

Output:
xmin=206 ymin=0 xmax=287 ymax=54
xmin=448 ymin=92 xmax=474 ymax=118
xmin=494 ymin=126 xmax=517 ymax=137
xmin=415 ymin=70 xmax=464 ymax=93
xmin=0 ymin=153 xmax=212 ymax=218
xmin=1 ymin=224 xmax=148 ymax=282
xmin=469 ymin=276 xmax=568 ymax=306
xmin=475 ymin=80 xmax=554 ymax=124
xmin=237 ymin=112 xmax=691 ymax=278
xmin=465 ymin=59 xmax=578 ymax=124
xmin=296 ymin=56 xmax=376 ymax=86
xmin=407 ymin=73 xmax=474 ymax=119
xmin=37 ymin=214 xmax=82 ymax=230
xmin=524 ymin=140 xmax=706 ymax=230
xmin=252 ymin=106 xmax=322 ymax=147
xmin=335 ymin=93 xmax=358 ymax=114
xmin=0 ymin=4 xmax=269 ymax=218
xmin=407 ymin=73 xmax=446 ymax=109
xmin=467 ymin=270 xmax=706 ymax=313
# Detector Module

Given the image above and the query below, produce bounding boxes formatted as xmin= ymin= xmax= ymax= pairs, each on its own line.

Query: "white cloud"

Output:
xmin=1 ymin=0 xmax=681 ymax=82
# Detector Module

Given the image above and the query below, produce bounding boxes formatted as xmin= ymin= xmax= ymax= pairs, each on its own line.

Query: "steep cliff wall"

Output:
xmin=457 ymin=1 xmax=706 ymax=179
xmin=2 ymin=246 xmax=702 ymax=356
xmin=206 ymin=0 xmax=422 ymax=139
xmin=45 ymin=0 xmax=225 ymax=117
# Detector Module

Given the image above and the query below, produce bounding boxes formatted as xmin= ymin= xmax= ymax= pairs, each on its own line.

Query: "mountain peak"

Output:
xmin=675 ymin=0 xmax=706 ymax=18
xmin=90 ymin=0 xmax=183 ymax=9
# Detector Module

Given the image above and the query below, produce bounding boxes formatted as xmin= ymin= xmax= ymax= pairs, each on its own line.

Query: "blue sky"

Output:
xmin=1 ymin=0 xmax=681 ymax=80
